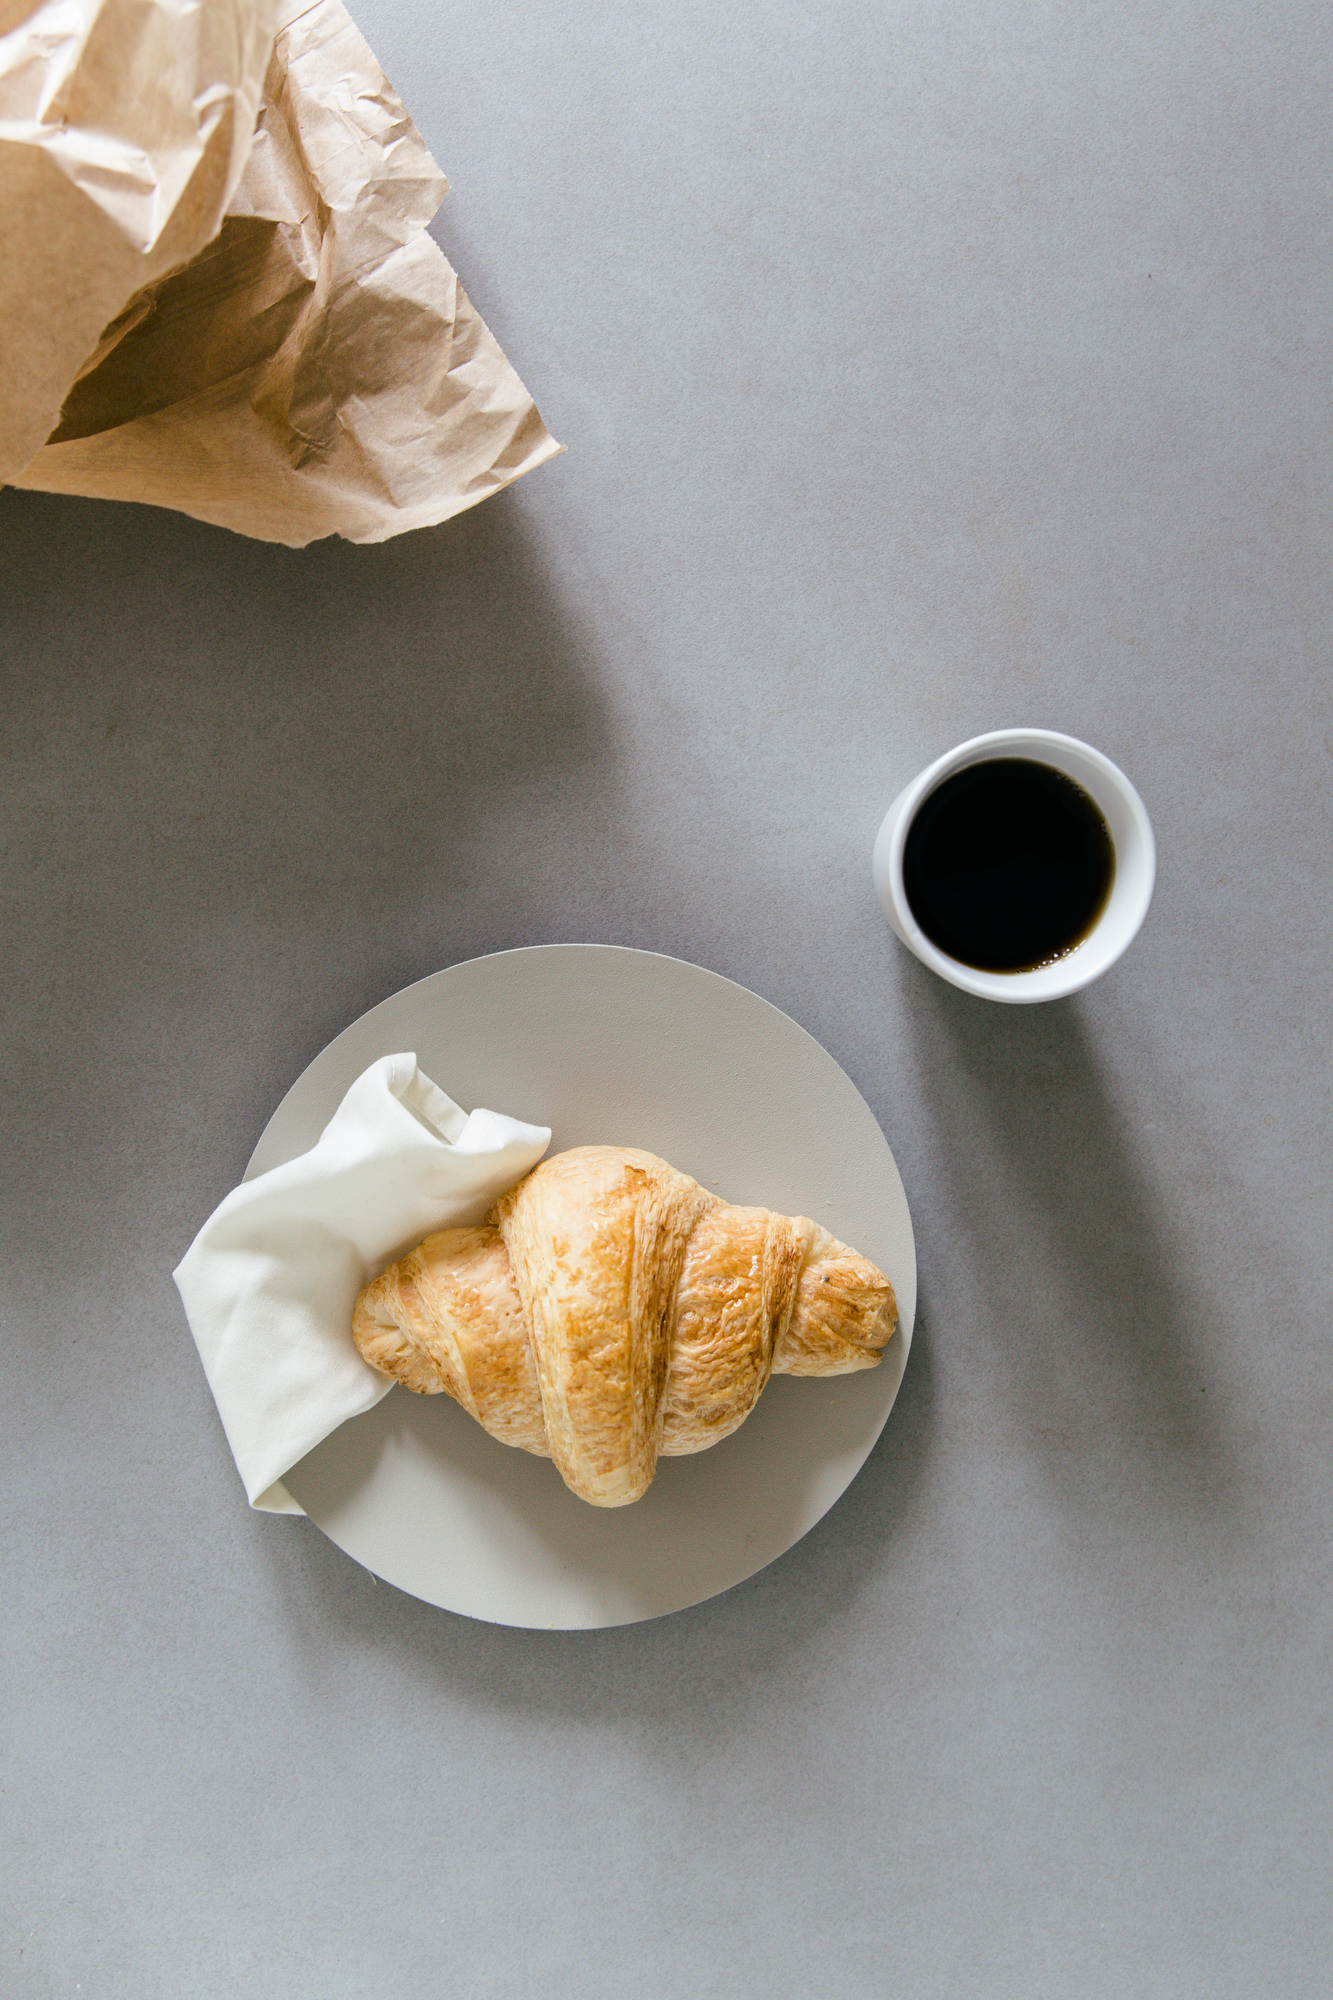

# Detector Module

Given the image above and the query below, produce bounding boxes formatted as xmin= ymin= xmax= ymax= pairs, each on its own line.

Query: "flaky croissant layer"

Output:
xmin=352 ymin=1145 xmax=897 ymax=1506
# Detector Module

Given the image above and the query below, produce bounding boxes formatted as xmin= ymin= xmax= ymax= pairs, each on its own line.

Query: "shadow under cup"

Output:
xmin=872 ymin=728 xmax=1156 ymax=1003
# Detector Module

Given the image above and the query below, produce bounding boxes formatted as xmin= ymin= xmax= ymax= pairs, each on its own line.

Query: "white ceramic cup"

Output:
xmin=872 ymin=728 xmax=1156 ymax=1003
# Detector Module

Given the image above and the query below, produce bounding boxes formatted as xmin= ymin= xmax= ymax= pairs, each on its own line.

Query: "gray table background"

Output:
xmin=3 ymin=2 xmax=1331 ymax=1993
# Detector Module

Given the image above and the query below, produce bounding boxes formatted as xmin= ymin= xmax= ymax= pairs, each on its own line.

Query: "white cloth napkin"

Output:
xmin=173 ymin=1054 xmax=550 ymax=1514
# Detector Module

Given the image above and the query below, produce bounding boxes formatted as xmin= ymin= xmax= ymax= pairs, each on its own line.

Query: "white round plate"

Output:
xmin=250 ymin=946 xmax=916 ymax=1628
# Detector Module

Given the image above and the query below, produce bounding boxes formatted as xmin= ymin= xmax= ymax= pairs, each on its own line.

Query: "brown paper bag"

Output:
xmin=3 ymin=0 xmax=559 ymax=544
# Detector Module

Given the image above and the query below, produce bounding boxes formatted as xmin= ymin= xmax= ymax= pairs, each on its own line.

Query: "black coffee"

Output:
xmin=902 ymin=758 xmax=1115 ymax=973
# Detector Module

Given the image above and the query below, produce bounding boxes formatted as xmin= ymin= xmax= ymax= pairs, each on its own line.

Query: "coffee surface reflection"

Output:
xmin=902 ymin=758 xmax=1115 ymax=973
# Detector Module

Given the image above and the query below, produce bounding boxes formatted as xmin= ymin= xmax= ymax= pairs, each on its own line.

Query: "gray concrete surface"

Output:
xmin=3 ymin=2 xmax=1331 ymax=1993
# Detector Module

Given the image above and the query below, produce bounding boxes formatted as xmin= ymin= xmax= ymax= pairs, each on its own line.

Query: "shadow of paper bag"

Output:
xmin=2 ymin=0 xmax=559 ymax=546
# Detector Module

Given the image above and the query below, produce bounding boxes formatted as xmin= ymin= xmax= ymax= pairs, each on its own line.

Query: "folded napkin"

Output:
xmin=174 ymin=1054 xmax=550 ymax=1513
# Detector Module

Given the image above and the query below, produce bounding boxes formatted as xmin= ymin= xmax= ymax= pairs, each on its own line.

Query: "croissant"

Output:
xmin=352 ymin=1145 xmax=897 ymax=1506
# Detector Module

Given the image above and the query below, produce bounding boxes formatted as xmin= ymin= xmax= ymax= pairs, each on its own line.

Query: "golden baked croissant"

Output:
xmin=352 ymin=1145 xmax=897 ymax=1506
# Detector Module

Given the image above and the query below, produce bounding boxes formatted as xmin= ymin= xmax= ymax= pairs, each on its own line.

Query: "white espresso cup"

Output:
xmin=872 ymin=728 xmax=1155 ymax=1003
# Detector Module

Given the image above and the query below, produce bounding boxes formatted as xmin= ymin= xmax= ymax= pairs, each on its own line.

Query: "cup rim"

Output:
xmin=875 ymin=728 xmax=1156 ymax=1003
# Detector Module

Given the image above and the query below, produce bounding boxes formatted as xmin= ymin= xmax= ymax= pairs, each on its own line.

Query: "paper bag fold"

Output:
xmin=0 ymin=0 xmax=276 ymax=482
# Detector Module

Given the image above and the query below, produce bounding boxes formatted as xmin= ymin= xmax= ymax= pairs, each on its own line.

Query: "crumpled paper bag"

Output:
xmin=1 ymin=0 xmax=560 ymax=544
